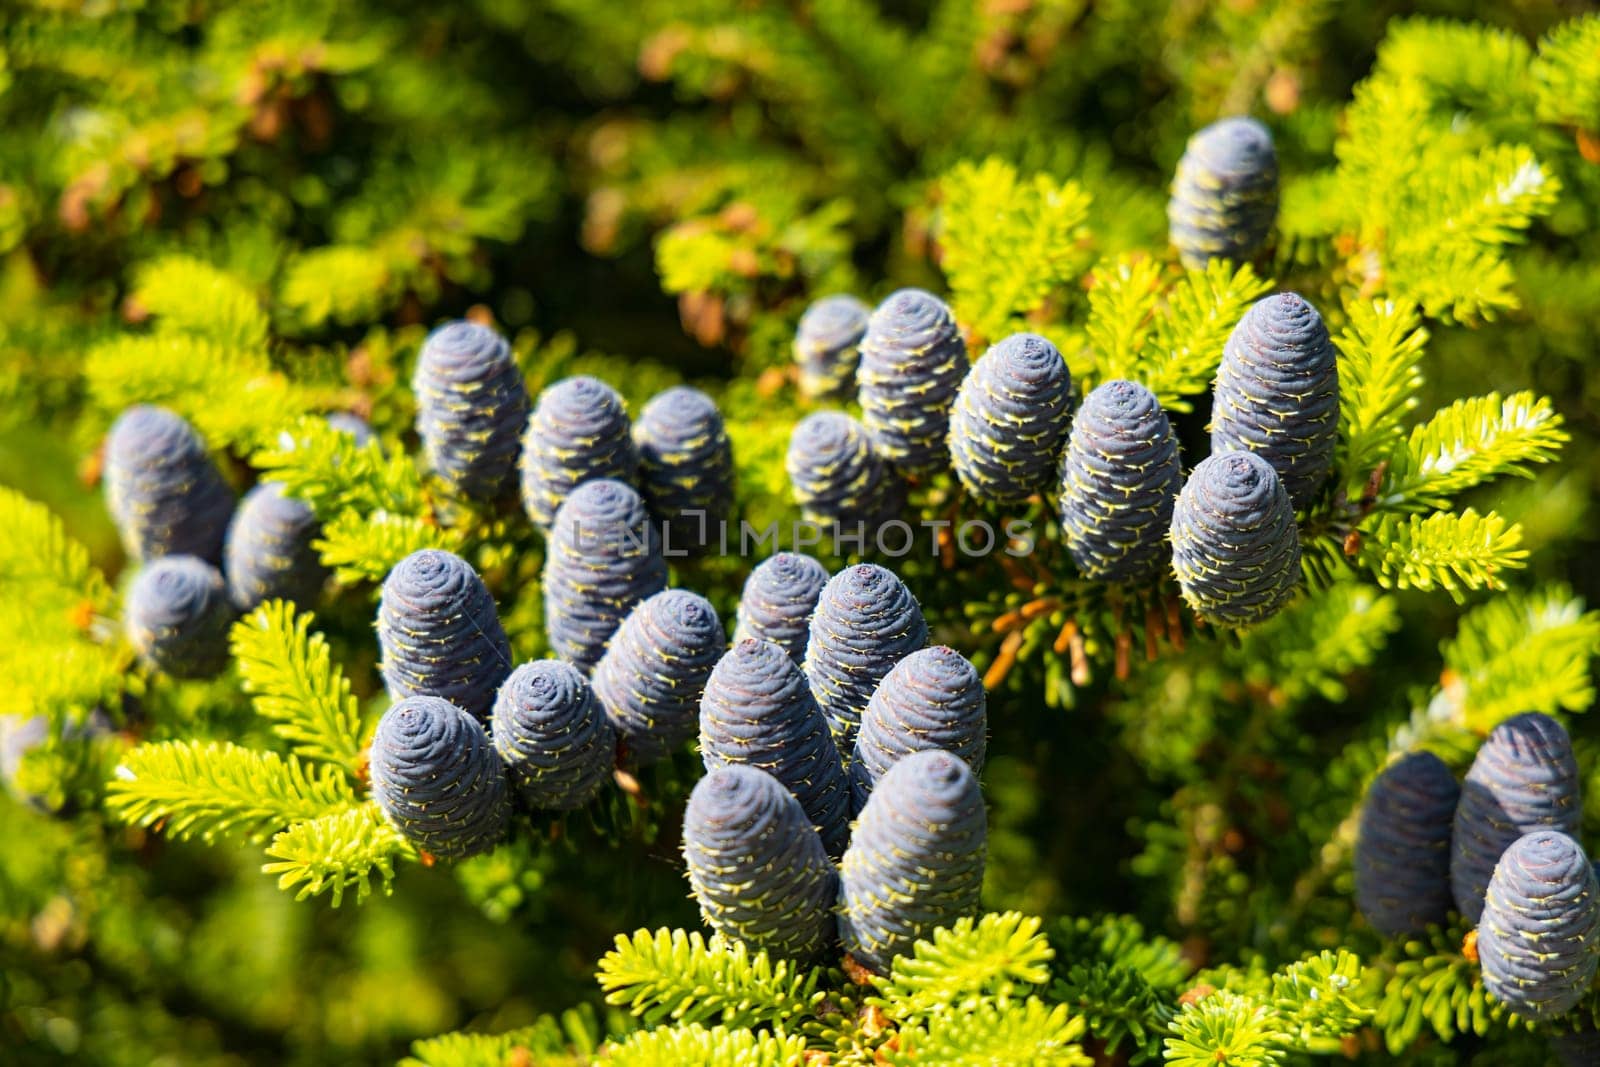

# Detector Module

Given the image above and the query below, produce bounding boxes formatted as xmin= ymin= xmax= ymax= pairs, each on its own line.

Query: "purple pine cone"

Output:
xmin=491 ymin=660 xmax=615 ymax=811
xmin=732 ymin=552 xmax=830 ymax=665
xmin=1171 ymin=451 xmax=1300 ymax=627
xmin=1057 ymin=379 xmax=1182 ymax=582
xmin=633 ymin=386 xmax=734 ymax=556
xmin=804 ymin=564 xmax=928 ymax=755
xmin=1353 ymin=752 xmax=1459 ymax=937
xmin=592 ymin=589 xmax=726 ymax=766
xmin=699 ymin=639 xmax=851 ymax=858
xmin=1211 ymin=293 xmax=1339 ymax=510
xmin=223 ymin=482 xmax=327 ymax=612
xmin=125 ymin=555 xmax=233 ymax=679
xmin=682 ymin=765 xmax=838 ymax=964
xmin=377 ymin=549 xmax=513 ymax=722
xmin=786 ymin=411 xmax=905 ymax=528
xmin=542 ymin=479 xmax=668 ymax=672
xmin=838 ymin=749 xmax=986 ymax=974
xmin=795 ymin=294 xmax=870 ymax=401
xmin=850 ymin=646 xmax=986 ymax=816
xmin=1477 ymin=831 xmax=1600 ymax=1021
xmin=1451 ymin=712 xmax=1581 ymax=923
xmin=857 ymin=288 xmax=968 ymax=473
xmin=370 ymin=695 xmax=510 ymax=860
xmin=1168 ymin=116 xmax=1279 ymax=270
xmin=948 ymin=333 xmax=1073 ymax=505
xmin=520 ymin=376 xmax=637 ymax=529
xmin=104 ymin=405 xmax=235 ymax=565
xmin=412 ymin=321 xmax=529 ymax=502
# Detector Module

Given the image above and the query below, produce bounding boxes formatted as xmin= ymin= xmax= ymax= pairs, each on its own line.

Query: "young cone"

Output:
xmin=632 ymin=386 xmax=734 ymax=556
xmin=104 ymin=405 xmax=235 ymax=565
xmin=1476 ymin=831 xmax=1600 ymax=1021
xmin=592 ymin=589 xmax=726 ymax=766
xmin=699 ymin=638 xmax=850 ymax=858
xmin=1353 ymin=751 xmax=1459 ymax=937
xmin=492 ymin=660 xmax=615 ymax=811
xmin=411 ymin=320 xmax=528 ymax=502
xmin=125 ymin=555 xmax=234 ymax=679
xmin=948 ymin=332 xmax=1073 ymax=505
xmin=794 ymin=294 xmax=869 ymax=401
xmin=223 ymin=482 xmax=327 ymax=612
xmin=377 ymin=548 xmax=513 ymax=722
xmin=786 ymin=411 xmax=904 ymax=528
xmin=370 ymin=695 xmax=510 ymax=861
xmin=1167 ymin=116 xmax=1279 ymax=269
xmin=1171 ymin=451 xmax=1300 ymax=627
xmin=850 ymin=646 xmax=986 ymax=815
xmin=857 ymin=288 xmax=968 ymax=473
xmin=838 ymin=749 xmax=986 ymax=974
xmin=520 ymin=376 xmax=637 ymax=529
xmin=732 ymin=552 xmax=829 ymax=665
xmin=682 ymin=766 xmax=838 ymax=965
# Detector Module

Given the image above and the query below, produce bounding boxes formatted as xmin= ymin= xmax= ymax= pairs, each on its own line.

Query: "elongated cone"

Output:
xmin=857 ymin=288 xmax=968 ymax=473
xmin=104 ymin=405 xmax=235 ymax=565
xmin=492 ymin=660 xmax=614 ymax=811
xmin=632 ymin=386 xmax=734 ymax=556
xmin=377 ymin=549 xmax=513 ymax=722
xmin=786 ymin=411 xmax=904 ymax=528
xmin=850 ymin=646 xmax=986 ymax=815
xmin=125 ymin=555 xmax=233 ymax=679
xmin=592 ymin=589 xmax=726 ymax=766
xmin=1451 ymin=712 xmax=1581 ymax=922
xmin=699 ymin=639 xmax=850 ymax=858
xmin=1210 ymin=293 xmax=1339 ymax=510
xmin=1477 ymin=830 xmax=1600 ymax=1021
xmin=948 ymin=333 xmax=1073 ymax=505
xmin=370 ymin=695 xmax=510 ymax=860
xmin=412 ymin=320 xmax=529 ymax=502
xmin=682 ymin=766 xmax=838 ymax=964
xmin=1168 ymin=116 xmax=1278 ymax=269
xmin=1171 ymin=451 xmax=1300 ymax=627
xmin=732 ymin=552 xmax=829 ymax=664
xmin=1353 ymin=752 xmax=1459 ymax=936
xmin=1057 ymin=379 xmax=1182 ymax=582
xmin=838 ymin=750 xmax=986 ymax=974
xmin=804 ymin=564 xmax=927 ymax=756
xmin=541 ymin=479 xmax=668 ymax=672
xmin=795 ymin=294 xmax=869 ymax=401
xmin=224 ymin=482 xmax=326 ymax=611
xmin=520 ymin=376 xmax=637 ymax=529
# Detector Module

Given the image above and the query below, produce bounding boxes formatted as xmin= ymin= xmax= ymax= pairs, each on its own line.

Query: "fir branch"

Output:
xmin=253 ymin=416 xmax=425 ymax=520
xmin=1143 ymin=259 xmax=1272 ymax=412
xmin=0 ymin=486 xmax=111 ymax=614
xmin=1232 ymin=584 xmax=1401 ymax=704
xmin=107 ymin=740 xmax=359 ymax=844
xmin=130 ymin=255 xmax=269 ymax=351
xmin=1533 ymin=14 xmax=1600 ymax=129
xmin=261 ymin=802 xmax=410 ymax=907
xmin=596 ymin=928 xmax=823 ymax=1030
xmin=1164 ymin=991 xmax=1283 ymax=1067
xmin=1383 ymin=391 xmax=1566 ymax=510
xmin=401 ymin=1011 xmax=597 ymax=1067
xmin=1336 ymin=299 xmax=1429 ymax=481
xmin=1371 ymin=922 xmax=1508 ymax=1054
xmin=1047 ymin=915 xmax=1188 ymax=1059
xmin=230 ymin=601 xmax=368 ymax=773
xmin=314 ymin=511 xmax=460 ymax=587
xmin=1083 ymin=255 xmax=1163 ymax=388
xmin=876 ymin=912 xmax=1054 ymax=1018
xmin=1268 ymin=950 xmax=1372 ymax=1050
xmin=1358 ymin=509 xmax=1527 ymax=601
xmin=885 ymin=997 xmax=1091 ymax=1066
xmin=603 ymin=1023 xmax=809 ymax=1067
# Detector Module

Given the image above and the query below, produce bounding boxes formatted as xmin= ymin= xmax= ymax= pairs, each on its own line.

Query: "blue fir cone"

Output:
xmin=591 ymin=589 xmax=726 ymax=766
xmin=794 ymin=294 xmax=870 ymax=401
xmin=491 ymin=660 xmax=615 ymax=811
xmin=1353 ymin=752 xmax=1460 ymax=937
xmin=1167 ymin=116 xmax=1279 ymax=269
xmin=786 ymin=411 xmax=905 ymax=529
xmin=104 ymin=405 xmax=235 ymax=566
xmin=1451 ymin=712 xmax=1581 ymax=923
xmin=412 ymin=320 xmax=529 ymax=502
xmin=1210 ymin=293 xmax=1339 ymax=510
xmin=520 ymin=376 xmax=637 ymax=529
xmin=682 ymin=765 xmax=838 ymax=965
xmin=632 ymin=386 xmax=735 ymax=556
xmin=699 ymin=638 xmax=851 ymax=858
xmin=377 ymin=548 xmax=513 ymax=722
xmin=804 ymin=564 xmax=928 ymax=755
xmin=370 ymin=695 xmax=510 ymax=860
xmin=223 ymin=482 xmax=327 ymax=612
xmin=732 ymin=552 xmax=830 ymax=664
xmin=125 ymin=555 xmax=233 ymax=679
xmin=857 ymin=288 xmax=968 ymax=473
xmin=1171 ymin=451 xmax=1300 ymax=627
xmin=542 ymin=479 xmax=668 ymax=672
xmin=838 ymin=749 xmax=986 ymax=974
xmin=948 ymin=332 xmax=1073 ymax=505
xmin=1476 ymin=830 xmax=1600 ymax=1021
xmin=850 ymin=646 xmax=986 ymax=816
xmin=1057 ymin=380 xmax=1182 ymax=582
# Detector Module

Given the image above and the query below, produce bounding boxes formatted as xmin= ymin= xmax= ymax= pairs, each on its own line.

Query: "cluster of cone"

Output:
xmin=1354 ymin=713 xmax=1600 ymax=1061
